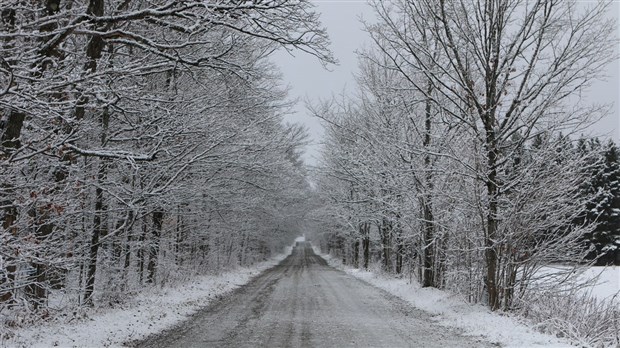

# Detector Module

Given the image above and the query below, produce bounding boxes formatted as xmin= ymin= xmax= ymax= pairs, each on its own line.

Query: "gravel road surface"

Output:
xmin=133 ymin=242 xmax=492 ymax=347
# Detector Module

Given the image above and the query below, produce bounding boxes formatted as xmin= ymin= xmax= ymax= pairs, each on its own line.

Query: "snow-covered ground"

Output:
xmin=313 ymin=246 xmax=577 ymax=348
xmin=3 ymin=236 xmax=615 ymax=348
xmin=544 ymin=265 xmax=619 ymax=305
xmin=1 ymin=247 xmax=293 ymax=348
xmin=583 ymin=266 xmax=619 ymax=301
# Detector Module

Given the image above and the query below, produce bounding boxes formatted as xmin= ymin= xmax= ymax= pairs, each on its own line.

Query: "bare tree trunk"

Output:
xmin=421 ymin=82 xmax=437 ymax=287
xmin=0 ymin=112 xmax=25 ymax=151
xmin=25 ymin=220 xmax=53 ymax=309
xmin=121 ymin=211 xmax=134 ymax=291
xmin=80 ymin=0 xmax=107 ymax=307
xmin=353 ymin=239 xmax=360 ymax=268
xmin=0 ymin=6 xmax=23 ymax=305
xmin=174 ymin=206 xmax=184 ymax=266
xmin=137 ymin=215 xmax=147 ymax=284
xmin=395 ymin=229 xmax=404 ymax=275
xmin=484 ymin=128 xmax=500 ymax=310
xmin=421 ymin=201 xmax=435 ymax=287
xmin=146 ymin=210 xmax=163 ymax=284
xmin=380 ymin=218 xmax=392 ymax=272
xmin=0 ymin=207 xmax=17 ymax=304
xmin=362 ymin=222 xmax=370 ymax=270
xmin=84 ymin=160 xmax=107 ymax=306
xmin=340 ymin=235 xmax=346 ymax=264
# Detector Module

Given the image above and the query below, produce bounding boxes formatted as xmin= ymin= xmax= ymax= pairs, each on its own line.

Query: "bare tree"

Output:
xmin=0 ymin=0 xmax=333 ymax=318
xmin=367 ymin=0 xmax=617 ymax=310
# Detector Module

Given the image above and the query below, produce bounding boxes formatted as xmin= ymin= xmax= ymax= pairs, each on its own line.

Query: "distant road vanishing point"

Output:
xmin=134 ymin=242 xmax=492 ymax=348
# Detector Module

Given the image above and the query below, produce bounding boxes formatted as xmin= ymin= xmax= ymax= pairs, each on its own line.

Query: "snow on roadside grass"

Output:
xmin=2 ymin=247 xmax=293 ymax=348
xmin=313 ymin=246 xmax=573 ymax=348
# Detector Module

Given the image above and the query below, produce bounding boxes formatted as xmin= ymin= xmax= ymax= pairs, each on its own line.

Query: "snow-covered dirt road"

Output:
xmin=134 ymin=242 xmax=492 ymax=347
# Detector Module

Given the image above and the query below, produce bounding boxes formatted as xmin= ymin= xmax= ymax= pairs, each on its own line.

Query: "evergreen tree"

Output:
xmin=578 ymin=138 xmax=620 ymax=265
xmin=596 ymin=140 xmax=620 ymax=264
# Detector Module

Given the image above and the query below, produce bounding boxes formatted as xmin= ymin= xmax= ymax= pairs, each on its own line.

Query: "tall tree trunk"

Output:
xmin=421 ymin=201 xmax=435 ymax=287
xmin=0 ymin=206 xmax=17 ymax=304
xmin=146 ymin=210 xmax=163 ymax=284
xmin=26 ymin=220 xmax=53 ymax=309
xmin=0 ymin=6 xmax=23 ymax=304
xmin=421 ymin=83 xmax=436 ymax=288
xmin=484 ymin=126 xmax=500 ymax=310
xmin=22 ymin=0 xmax=69 ymax=308
xmin=395 ymin=227 xmax=404 ymax=275
xmin=121 ymin=210 xmax=134 ymax=291
xmin=137 ymin=215 xmax=147 ymax=284
xmin=362 ymin=222 xmax=370 ymax=270
xmin=353 ymin=239 xmax=360 ymax=268
xmin=380 ymin=218 xmax=392 ymax=272
xmin=84 ymin=160 xmax=107 ymax=306
xmin=174 ymin=206 xmax=184 ymax=266
xmin=80 ymin=0 xmax=106 ymax=307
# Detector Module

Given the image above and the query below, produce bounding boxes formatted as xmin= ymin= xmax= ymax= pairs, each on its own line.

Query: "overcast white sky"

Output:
xmin=273 ymin=1 xmax=620 ymax=166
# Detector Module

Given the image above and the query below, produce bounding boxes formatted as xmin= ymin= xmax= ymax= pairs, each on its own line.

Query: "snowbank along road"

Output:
xmin=134 ymin=242 xmax=492 ymax=347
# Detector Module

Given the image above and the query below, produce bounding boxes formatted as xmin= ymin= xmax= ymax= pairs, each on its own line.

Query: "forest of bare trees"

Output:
xmin=1 ymin=0 xmax=619 ymax=345
xmin=309 ymin=1 xmax=618 ymax=342
xmin=0 ymin=0 xmax=333 ymax=321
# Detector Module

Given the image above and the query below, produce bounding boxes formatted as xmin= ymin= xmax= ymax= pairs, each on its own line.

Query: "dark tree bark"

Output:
xmin=380 ymin=218 xmax=392 ymax=272
xmin=421 ymin=202 xmax=435 ymax=287
xmin=84 ymin=161 xmax=107 ymax=306
xmin=121 ymin=210 xmax=134 ymax=291
xmin=421 ymin=81 xmax=437 ymax=288
xmin=0 ymin=207 xmax=17 ymax=304
xmin=81 ymin=0 xmax=108 ymax=306
xmin=0 ymin=5 xmax=23 ymax=306
xmin=147 ymin=210 xmax=164 ymax=284
xmin=174 ymin=206 xmax=184 ymax=265
xmin=137 ymin=215 xmax=147 ymax=285
xmin=484 ymin=128 xmax=500 ymax=310
xmin=25 ymin=211 xmax=54 ymax=309
xmin=395 ymin=225 xmax=404 ymax=275
xmin=362 ymin=222 xmax=370 ymax=270
xmin=1 ymin=111 xmax=25 ymax=151
xmin=353 ymin=239 xmax=360 ymax=268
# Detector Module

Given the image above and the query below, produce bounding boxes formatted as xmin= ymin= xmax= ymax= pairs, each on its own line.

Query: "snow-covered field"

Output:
xmin=546 ymin=265 xmax=619 ymax=305
xmin=313 ymin=246 xmax=579 ymax=348
xmin=585 ymin=266 xmax=619 ymax=301
xmin=1 ymin=247 xmax=293 ymax=348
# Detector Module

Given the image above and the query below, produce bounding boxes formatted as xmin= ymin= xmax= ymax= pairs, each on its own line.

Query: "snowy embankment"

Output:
xmin=1 ymin=247 xmax=294 ymax=348
xmin=313 ymin=245 xmax=577 ymax=348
